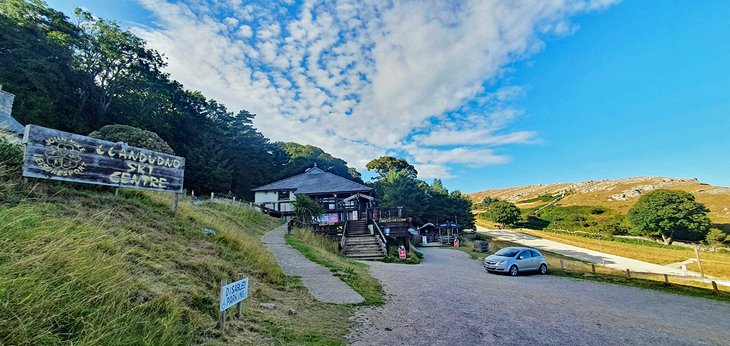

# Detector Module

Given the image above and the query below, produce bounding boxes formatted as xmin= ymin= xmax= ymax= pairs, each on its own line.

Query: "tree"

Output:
xmin=292 ymin=194 xmax=324 ymax=223
xmin=481 ymin=200 xmax=521 ymax=227
xmin=706 ymin=228 xmax=727 ymax=251
xmin=366 ymin=156 xmax=418 ymax=178
xmin=89 ymin=124 xmax=174 ymax=154
xmin=628 ymin=190 xmax=710 ymax=245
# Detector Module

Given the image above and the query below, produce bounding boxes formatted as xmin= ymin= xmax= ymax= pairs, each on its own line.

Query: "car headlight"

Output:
xmin=496 ymin=261 xmax=504 ymax=265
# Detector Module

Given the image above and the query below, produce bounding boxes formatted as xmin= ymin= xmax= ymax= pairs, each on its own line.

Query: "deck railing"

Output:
xmin=339 ymin=220 xmax=348 ymax=254
xmin=371 ymin=220 xmax=388 ymax=256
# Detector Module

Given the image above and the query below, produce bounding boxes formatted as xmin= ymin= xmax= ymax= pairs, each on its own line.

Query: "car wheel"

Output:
xmin=509 ymin=265 xmax=518 ymax=276
xmin=539 ymin=264 xmax=547 ymax=275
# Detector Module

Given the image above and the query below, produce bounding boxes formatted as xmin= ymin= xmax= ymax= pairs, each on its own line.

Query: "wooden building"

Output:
xmin=418 ymin=221 xmax=462 ymax=246
xmin=252 ymin=166 xmax=375 ymax=225
xmin=252 ymin=167 xmax=390 ymax=259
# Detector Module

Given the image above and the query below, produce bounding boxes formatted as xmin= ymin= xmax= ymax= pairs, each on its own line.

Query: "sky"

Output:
xmin=47 ymin=0 xmax=730 ymax=192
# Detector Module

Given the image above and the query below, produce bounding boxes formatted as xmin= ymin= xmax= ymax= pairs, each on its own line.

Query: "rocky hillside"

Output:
xmin=469 ymin=177 xmax=730 ymax=225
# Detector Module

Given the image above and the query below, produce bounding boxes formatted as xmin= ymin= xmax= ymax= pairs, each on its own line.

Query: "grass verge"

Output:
xmin=285 ymin=228 xmax=385 ymax=306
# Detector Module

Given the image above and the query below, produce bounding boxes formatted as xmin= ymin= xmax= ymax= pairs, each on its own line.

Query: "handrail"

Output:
xmin=371 ymin=220 xmax=388 ymax=256
xmin=339 ymin=220 xmax=348 ymax=254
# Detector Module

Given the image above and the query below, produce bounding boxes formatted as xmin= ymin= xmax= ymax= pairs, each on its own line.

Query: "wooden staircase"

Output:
xmin=342 ymin=220 xmax=387 ymax=260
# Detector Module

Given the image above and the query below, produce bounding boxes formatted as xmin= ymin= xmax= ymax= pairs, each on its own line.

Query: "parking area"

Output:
xmin=347 ymin=247 xmax=730 ymax=345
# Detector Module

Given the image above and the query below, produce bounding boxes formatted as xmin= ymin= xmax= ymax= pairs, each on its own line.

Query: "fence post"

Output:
xmin=711 ymin=281 xmax=719 ymax=294
xmin=626 ymin=269 xmax=631 ymax=279
xmin=560 ymin=260 xmax=564 ymax=271
xmin=591 ymin=264 xmax=596 ymax=275
xmin=211 ymin=192 xmax=215 ymax=201
xmin=219 ymin=278 xmax=228 ymax=330
xmin=236 ymin=273 xmax=244 ymax=318
xmin=664 ymin=274 xmax=669 ymax=284
xmin=695 ymin=245 xmax=705 ymax=278
xmin=171 ymin=192 xmax=179 ymax=215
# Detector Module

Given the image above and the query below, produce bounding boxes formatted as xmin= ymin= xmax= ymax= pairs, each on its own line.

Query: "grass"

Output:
xmin=285 ymin=228 xmax=385 ymax=306
xmin=0 ymin=175 xmax=358 ymax=345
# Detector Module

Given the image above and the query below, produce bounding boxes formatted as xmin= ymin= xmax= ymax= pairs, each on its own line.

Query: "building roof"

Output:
xmin=251 ymin=167 xmax=373 ymax=195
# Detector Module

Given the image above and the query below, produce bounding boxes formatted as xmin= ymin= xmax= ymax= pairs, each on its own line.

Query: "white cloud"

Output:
xmin=133 ymin=0 xmax=617 ymax=179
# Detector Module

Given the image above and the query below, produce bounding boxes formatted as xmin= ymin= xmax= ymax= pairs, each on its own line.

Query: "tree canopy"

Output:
xmin=370 ymin=160 xmax=474 ymax=228
xmin=276 ymin=142 xmax=362 ymax=183
xmin=627 ymin=190 xmax=711 ymax=244
xmin=0 ymin=1 xmax=362 ymax=199
xmin=366 ymin=156 xmax=418 ymax=178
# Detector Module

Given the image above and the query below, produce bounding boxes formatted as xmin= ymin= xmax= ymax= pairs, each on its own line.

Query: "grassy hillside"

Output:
xmin=0 ymin=175 xmax=359 ymax=344
xmin=470 ymin=177 xmax=730 ymax=231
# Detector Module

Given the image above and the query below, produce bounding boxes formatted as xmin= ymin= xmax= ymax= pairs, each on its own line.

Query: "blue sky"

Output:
xmin=48 ymin=0 xmax=730 ymax=192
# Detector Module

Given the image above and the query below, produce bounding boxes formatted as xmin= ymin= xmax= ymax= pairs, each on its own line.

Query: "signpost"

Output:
xmin=219 ymin=275 xmax=249 ymax=329
xmin=398 ymin=245 xmax=406 ymax=260
xmin=22 ymin=125 xmax=185 ymax=192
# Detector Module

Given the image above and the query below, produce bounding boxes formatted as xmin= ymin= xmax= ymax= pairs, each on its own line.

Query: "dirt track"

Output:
xmin=347 ymin=247 xmax=730 ymax=345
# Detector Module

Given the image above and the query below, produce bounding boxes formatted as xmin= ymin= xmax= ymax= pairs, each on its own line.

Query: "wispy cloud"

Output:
xmin=133 ymin=0 xmax=616 ymax=179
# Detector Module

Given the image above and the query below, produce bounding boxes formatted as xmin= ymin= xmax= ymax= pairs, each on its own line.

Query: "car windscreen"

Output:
xmin=494 ymin=248 xmax=520 ymax=257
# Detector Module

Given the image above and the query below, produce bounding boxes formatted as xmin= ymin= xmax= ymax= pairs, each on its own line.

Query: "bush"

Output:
xmin=89 ymin=124 xmax=174 ymax=154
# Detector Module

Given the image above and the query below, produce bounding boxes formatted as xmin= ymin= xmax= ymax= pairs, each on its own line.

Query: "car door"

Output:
xmin=530 ymin=250 xmax=543 ymax=269
xmin=517 ymin=250 xmax=533 ymax=270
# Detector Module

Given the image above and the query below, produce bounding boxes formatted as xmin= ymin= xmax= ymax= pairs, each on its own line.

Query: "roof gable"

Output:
xmin=251 ymin=167 xmax=372 ymax=194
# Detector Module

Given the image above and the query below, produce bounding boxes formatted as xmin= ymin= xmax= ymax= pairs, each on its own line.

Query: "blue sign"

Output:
xmin=219 ymin=277 xmax=249 ymax=312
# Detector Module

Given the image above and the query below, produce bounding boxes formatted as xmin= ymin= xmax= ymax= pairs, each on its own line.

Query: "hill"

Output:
xmin=469 ymin=177 xmax=730 ymax=228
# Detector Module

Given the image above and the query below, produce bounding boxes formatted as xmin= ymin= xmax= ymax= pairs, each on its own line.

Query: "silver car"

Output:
xmin=483 ymin=247 xmax=548 ymax=276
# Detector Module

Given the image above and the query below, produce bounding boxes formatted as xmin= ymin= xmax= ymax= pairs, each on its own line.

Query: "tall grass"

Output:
xmin=0 ymin=204 xmax=200 ymax=345
xmin=0 ymin=174 xmax=354 ymax=345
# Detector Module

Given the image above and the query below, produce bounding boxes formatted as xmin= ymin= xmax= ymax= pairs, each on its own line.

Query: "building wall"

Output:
xmin=254 ymin=190 xmax=294 ymax=212
xmin=0 ymin=86 xmax=14 ymax=117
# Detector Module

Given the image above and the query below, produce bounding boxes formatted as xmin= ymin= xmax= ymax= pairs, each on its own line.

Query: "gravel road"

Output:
xmin=346 ymin=247 xmax=730 ymax=345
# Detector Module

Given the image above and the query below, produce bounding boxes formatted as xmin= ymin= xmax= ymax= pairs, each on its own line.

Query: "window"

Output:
xmin=518 ymin=251 xmax=532 ymax=259
xmin=277 ymin=191 xmax=289 ymax=201
xmin=530 ymin=250 xmax=541 ymax=258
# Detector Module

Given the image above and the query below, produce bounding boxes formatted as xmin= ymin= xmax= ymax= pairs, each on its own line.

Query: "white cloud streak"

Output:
xmin=133 ymin=0 xmax=616 ymax=179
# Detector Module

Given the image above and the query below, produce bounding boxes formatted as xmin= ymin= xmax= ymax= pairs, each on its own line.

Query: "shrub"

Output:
xmin=89 ymin=124 xmax=174 ymax=154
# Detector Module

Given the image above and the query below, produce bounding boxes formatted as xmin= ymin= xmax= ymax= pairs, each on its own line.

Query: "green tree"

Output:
xmin=628 ymin=190 xmax=710 ymax=245
xmin=481 ymin=200 xmax=521 ymax=227
xmin=89 ymin=124 xmax=174 ymax=154
xmin=366 ymin=156 xmax=418 ymax=178
xmin=292 ymin=194 xmax=324 ymax=223
xmin=706 ymin=228 xmax=727 ymax=251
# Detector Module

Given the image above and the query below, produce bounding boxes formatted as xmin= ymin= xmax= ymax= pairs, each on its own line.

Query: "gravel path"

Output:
xmin=262 ymin=225 xmax=364 ymax=304
xmin=347 ymin=247 xmax=730 ymax=345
